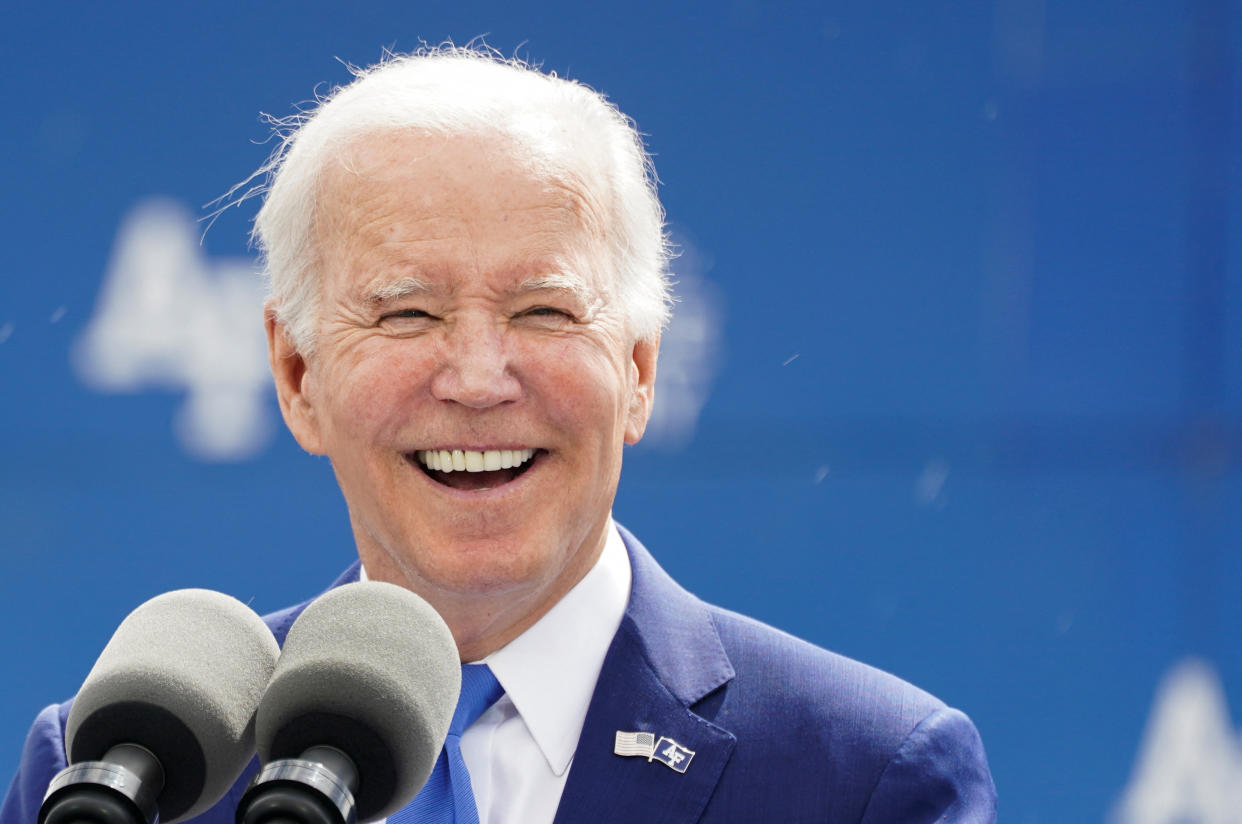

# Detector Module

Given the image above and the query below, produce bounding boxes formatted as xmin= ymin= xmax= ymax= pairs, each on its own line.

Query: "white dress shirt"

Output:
xmin=365 ymin=520 xmax=632 ymax=824
xmin=466 ymin=522 xmax=632 ymax=824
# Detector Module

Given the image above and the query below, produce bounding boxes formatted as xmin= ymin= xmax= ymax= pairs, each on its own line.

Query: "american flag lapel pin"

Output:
xmin=614 ymin=731 xmax=695 ymax=773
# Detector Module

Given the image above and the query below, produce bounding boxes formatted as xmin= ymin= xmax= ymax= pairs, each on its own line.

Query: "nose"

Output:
xmin=429 ymin=317 xmax=522 ymax=409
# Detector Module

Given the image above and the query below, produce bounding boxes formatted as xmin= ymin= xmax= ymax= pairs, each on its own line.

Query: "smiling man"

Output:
xmin=3 ymin=48 xmax=996 ymax=824
xmin=271 ymin=129 xmax=657 ymax=664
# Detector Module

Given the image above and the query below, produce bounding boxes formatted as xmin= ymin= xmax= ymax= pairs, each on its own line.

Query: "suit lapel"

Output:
xmin=553 ymin=529 xmax=737 ymax=824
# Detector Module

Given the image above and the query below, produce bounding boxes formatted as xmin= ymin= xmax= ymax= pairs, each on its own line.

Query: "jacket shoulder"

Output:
xmin=697 ymin=606 xmax=994 ymax=822
xmin=703 ymin=604 xmax=943 ymax=755
xmin=1 ymin=703 xmax=71 ymax=824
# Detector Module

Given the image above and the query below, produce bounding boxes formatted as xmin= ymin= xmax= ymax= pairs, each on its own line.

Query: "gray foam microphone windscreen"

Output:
xmin=64 ymin=589 xmax=280 ymax=823
xmin=255 ymin=581 xmax=461 ymax=821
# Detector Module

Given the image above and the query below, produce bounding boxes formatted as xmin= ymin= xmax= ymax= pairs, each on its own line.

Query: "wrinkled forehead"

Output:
xmin=327 ymin=129 xmax=611 ymax=229
xmin=313 ymin=129 xmax=616 ymax=285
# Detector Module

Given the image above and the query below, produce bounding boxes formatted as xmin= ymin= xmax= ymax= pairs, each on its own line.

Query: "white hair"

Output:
xmin=244 ymin=45 xmax=672 ymax=355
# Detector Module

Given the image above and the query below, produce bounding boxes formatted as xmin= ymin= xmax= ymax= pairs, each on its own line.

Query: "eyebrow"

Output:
xmin=511 ymin=273 xmax=594 ymax=303
xmin=360 ymin=272 xmax=595 ymax=305
xmin=362 ymin=276 xmax=437 ymax=305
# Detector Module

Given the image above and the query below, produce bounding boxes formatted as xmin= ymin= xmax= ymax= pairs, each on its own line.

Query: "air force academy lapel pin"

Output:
xmin=614 ymin=731 xmax=696 ymax=773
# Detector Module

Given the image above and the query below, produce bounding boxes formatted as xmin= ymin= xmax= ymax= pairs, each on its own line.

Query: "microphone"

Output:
xmin=40 ymin=589 xmax=280 ymax=824
xmin=238 ymin=581 xmax=460 ymax=824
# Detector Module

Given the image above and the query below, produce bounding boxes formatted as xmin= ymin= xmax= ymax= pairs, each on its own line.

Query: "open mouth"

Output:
xmin=409 ymin=448 xmax=541 ymax=492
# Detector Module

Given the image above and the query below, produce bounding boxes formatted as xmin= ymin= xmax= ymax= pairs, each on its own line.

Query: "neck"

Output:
xmin=358 ymin=521 xmax=610 ymax=662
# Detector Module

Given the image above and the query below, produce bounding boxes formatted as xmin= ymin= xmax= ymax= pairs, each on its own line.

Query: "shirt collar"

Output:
xmin=482 ymin=520 xmax=632 ymax=775
xmin=359 ymin=520 xmax=633 ymax=776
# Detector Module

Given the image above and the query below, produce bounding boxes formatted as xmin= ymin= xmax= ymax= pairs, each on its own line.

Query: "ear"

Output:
xmin=265 ymin=303 xmax=326 ymax=455
xmin=624 ymin=335 xmax=659 ymax=445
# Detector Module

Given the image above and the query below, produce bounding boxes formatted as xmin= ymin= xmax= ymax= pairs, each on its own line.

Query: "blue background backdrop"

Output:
xmin=2 ymin=2 xmax=1239 ymax=821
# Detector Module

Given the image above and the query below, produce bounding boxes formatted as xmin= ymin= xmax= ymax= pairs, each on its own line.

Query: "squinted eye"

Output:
xmin=377 ymin=308 xmax=438 ymax=331
xmin=522 ymin=306 xmax=574 ymax=320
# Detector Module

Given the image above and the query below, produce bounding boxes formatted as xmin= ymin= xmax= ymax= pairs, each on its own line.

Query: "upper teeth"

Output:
xmin=417 ymin=448 xmax=536 ymax=473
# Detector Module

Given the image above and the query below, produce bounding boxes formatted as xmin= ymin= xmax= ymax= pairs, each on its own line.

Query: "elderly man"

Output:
xmin=3 ymin=49 xmax=995 ymax=823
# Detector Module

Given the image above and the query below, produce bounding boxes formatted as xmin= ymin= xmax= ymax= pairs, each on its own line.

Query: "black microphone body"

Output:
xmin=41 ymin=744 xmax=163 ymax=824
xmin=239 ymin=746 xmax=357 ymax=824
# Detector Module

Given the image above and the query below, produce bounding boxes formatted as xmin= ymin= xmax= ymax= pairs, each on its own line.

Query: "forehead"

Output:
xmin=314 ymin=131 xmax=610 ymax=291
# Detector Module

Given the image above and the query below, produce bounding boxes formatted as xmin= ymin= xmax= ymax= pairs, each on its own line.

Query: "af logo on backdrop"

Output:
xmin=1112 ymin=659 xmax=1242 ymax=824
xmin=73 ymin=199 xmax=273 ymax=461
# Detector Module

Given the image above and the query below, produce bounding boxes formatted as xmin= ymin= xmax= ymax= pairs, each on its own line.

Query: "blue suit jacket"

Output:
xmin=3 ymin=527 xmax=996 ymax=823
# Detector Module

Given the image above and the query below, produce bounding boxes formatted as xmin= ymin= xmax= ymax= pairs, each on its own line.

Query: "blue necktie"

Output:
xmin=390 ymin=664 xmax=504 ymax=824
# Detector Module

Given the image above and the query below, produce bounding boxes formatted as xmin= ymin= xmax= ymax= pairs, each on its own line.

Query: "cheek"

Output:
xmin=520 ymin=339 xmax=631 ymax=437
xmin=319 ymin=346 xmax=434 ymax=440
